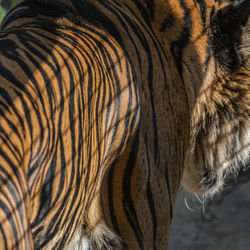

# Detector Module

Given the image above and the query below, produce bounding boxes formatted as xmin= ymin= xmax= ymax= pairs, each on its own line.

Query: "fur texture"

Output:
xmin=0 ymin=0 xmax=249 ymax=249
xmin=182 ymin=19 xmax=250 ymax=197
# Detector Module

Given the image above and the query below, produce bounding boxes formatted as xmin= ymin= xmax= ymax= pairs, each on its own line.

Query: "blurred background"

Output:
xmin=0 ymin=0 xmax=18 ymax=22
xmin=0 ymin=0 xmax=250 ymax=249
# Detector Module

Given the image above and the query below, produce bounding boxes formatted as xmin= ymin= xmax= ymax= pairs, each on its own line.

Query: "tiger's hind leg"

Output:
xmin=64 ymin=229 xmax=90 ymax=250
xmin=64 ymin=193 xmax=123 ymax=250
xmin=65 ymin=223 xmax=124 ymax=250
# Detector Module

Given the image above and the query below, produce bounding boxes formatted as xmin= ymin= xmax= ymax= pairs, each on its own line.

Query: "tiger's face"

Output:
xmin=180 ymin=0 xmax=250 ymax=197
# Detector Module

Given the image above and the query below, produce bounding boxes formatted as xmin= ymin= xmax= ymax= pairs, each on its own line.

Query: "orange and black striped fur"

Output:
xmin=182 ymin=17 xmax=250 ymax=196
xmin=0 ymin=0 xmax=249 ymax=249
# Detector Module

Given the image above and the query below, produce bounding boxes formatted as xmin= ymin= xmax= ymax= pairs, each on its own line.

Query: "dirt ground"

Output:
xmin=169 ymin=169 xmax=250 ymax=250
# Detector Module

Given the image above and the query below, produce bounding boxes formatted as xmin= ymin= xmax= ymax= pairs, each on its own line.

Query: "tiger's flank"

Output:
xmin=0 ymin=0 xmax=249 ymax=249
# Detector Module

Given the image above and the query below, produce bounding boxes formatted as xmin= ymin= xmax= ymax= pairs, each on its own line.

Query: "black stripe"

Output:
xmin=0 ymin=134 xmax=21 ymax=167
xmin=0 ymin=87 xmax=25 ymax=132
xmin=0 ymin=224 xmax=8 ymax=250
xmin=0 ymin=119 xmax=23 ymax=157
xmin=0 ymin=200 xmax=19 ymax=250
xmin=165 ymin=162 xmax=173 ymax=220
xmin=133 ymin=0 xmax=155 ymax=25
xmin=171 ymin=0 xmax=192 ymax=78
xmin=197 ymin=0 xmax=207 ymax=28
xmin=122 ymin=130 xmax=144 ymax=249
xmin=144 ymin=135 xmax=157 ymax=250
xmin=0 ymin=169 xmax=23 ymax=215
xmin=35 ymin=153 xmax=56 ymax=225
xmin=107 ymin=159 xmax=121 ymax=235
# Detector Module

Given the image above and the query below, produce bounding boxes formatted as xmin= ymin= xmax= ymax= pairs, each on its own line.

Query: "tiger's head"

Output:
xmin=181 ymin=0 xmax=250 ymax=197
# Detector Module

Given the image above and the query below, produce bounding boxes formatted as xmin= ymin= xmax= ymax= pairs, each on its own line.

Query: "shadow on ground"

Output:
xmin=169 ymin=169 xmax=250 ymax=250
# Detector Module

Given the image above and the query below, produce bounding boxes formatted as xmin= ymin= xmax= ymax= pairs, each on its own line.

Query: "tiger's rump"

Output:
xmin=0 ymin=5 xmax=140 ymax=248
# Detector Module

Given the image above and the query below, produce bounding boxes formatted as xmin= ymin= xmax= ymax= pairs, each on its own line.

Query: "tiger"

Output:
xmin=182 ymin=14 xmax=250 ymax=197
xmin=0 ymin=0 xmax=249 ymax=249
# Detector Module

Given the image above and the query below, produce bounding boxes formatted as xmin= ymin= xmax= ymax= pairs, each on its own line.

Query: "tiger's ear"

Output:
xmin=211 ymin=0 xmax=250 ymax=71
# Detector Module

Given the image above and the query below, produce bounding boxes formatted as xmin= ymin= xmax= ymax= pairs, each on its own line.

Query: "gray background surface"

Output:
xmin=169 ymin=170 xmax=250 ymax=250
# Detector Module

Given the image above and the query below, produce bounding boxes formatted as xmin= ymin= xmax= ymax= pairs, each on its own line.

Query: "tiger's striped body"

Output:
xmin=0 ymin=1 xmax=141 ymax=248
xmin=0 ymin=0 xmax=249 ymax=249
